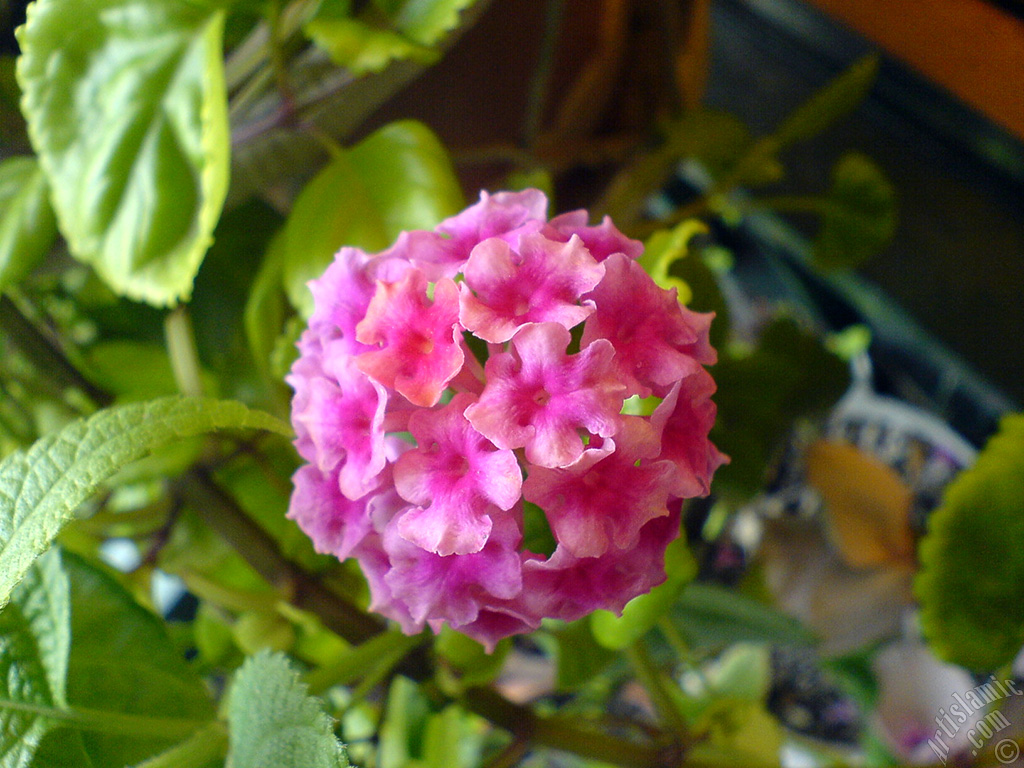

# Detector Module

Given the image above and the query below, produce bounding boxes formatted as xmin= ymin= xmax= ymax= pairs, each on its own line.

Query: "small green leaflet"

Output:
xmin=0 ymin=156 xmax=57 ymax=292
xmin=0 ymin=549 xmax=69 ymax=768
xmin=227 ymin=651 xmax=349 ymax=768
xmin=917 ymin=413 xmax=1024 ymax=670
xmin=814 ymin=152 xmax=896 ymax=271
xmin=306 ymin=0 xmax=478 ymax=74
xmin=670 ymin=583 xmax=818 ymax=649
xmin=16 ymin=0 xmax=230 ymax=306
xmin=772 ymin=54 xmax=879 ymax=150
xmin=0 ymin=396 xmax=290 ymax=611
xmin=374 ymin=0 xmax=479 ymax=46
xmin=305 ymin=18 xmax=436 ymax=75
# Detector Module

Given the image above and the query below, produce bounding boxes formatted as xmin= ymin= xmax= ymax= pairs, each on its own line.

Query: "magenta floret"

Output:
xmin=288 ymin=189 xmax=724 ymax=650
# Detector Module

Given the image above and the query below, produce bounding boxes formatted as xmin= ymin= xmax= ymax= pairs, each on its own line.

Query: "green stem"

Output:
xmin=130 ymin=722 xmax=229 ymax=768
xmin=0 ymin=381 xmax=35 ymax=444
xmin=0 ymin=698 xmax=208 ymax=740
xmin=306 ymin=629 xmax=427 ymax=696
xmin=626 ymin=641 xmax=690 ymax=739
xmin=266 ymin=0 xmax=297 ymax=121
xmin=462 ymin=686 xmax=676 ymax=768
xmin=657 ymin=616 xmax=697 ymax=667
xmin=165 ymin=307 xmax=204 ymax=398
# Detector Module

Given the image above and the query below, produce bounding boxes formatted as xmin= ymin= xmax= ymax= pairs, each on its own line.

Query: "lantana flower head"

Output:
xmin=288 ymin=189 xmax=726 ymax=650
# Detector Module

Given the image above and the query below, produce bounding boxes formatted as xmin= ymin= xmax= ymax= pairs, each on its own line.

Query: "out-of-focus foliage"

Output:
xmin=917 ymin=415 xmax=1024 ymax=670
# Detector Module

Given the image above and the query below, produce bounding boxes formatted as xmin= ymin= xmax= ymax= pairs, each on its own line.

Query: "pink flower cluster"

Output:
xmin=288 ymin=190 xmax=725 ymax=650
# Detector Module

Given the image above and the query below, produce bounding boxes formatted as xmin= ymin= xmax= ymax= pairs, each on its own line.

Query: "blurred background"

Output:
xmin=363 ymin=0 xmax=1024 ymax=418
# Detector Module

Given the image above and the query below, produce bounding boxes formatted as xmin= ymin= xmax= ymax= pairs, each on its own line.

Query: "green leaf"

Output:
xmin=590 ymin=537 xmax=697 ymax=650
xmin=126 ymin=722 xmax=228 ymax=768
xmin=711 ymin=317 xmax=849 ymax=497
xmin=62 ymin=552 xmax=215 ymax=766
xmin=189 ymin=199 xmax=284 ymax=397
xmin=686 ymin=701 xmax=784 ymax=768
xmin=16 ymin=0 xmax=230 ymax=306
xmin=306 ymin=0 xmax=476 ymax=72
xmin=916 ymin=414 xmax=1024 ymax=670
xmin=85 ymin=341 xmax=216 ymax=401
xmin=305 ymin=18 xmax=436 ymax=74
xmin=382 ymin=0 xmax=478 ymax=45
xmin=26 ymin=727 xmax=94 ymax=768
xmin=0 ymin=549 xmax=69 ymax=768
xmin=227 ymin=650 xmax=349 ymax=768
xmin=772 ymin=54 xmax=879 ymax=149
xmin=420 ymin=705 xmax=482 ymax=768
xmin=549 ymin=618 xmax=617 ymax=691
xmin=0 ymin=156 xmax=57 ymax=291
xmin=244 ymin=228 xmax=290 ymax=382
xmin=0 ymin=396 xmax=290 ymax=610
xmin=379 ymin=675 xmax=430 ymax=768
xmin=814 ymin=152 xmax=896 ymax=271
xmin=282 ymin=120 xmax=463 ymax=316
xmin=670 ymin=583 xmax=817 ymax=649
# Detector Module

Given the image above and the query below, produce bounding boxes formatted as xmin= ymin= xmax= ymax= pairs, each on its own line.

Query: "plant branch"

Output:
xmin=462 ymin=686 xmax=678 ymax=768
xmin=177 ymin=466 xmax=386 ymax=644
xmin=0 ymin=294 xmax=112 ymax=407
xmin=626 ymin=641 xmax=690 ymax=739
xmin=523 ymin=0 xmax=566 ymax=147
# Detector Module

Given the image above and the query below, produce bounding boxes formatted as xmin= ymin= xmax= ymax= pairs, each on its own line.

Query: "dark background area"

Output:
xmin=704 ymin=0 xmax=1024 ymax=407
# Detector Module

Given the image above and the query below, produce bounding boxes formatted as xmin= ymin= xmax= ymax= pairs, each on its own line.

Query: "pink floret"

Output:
xmin=393 ymin=393 xmax=522 ymax=556
xmin=651 ymin=369 xmax=730 ymax=498
xmin=522 ymin=419 xmax=676 ymax=558
xmin=465 ymin=323 xmax=625 ymax=468
xmin=546 ymin=210 xmax=644 ymax=261
xmin=581 ymin=253 xmax=716 ymax=397
xmin=459 ymin=233 xmax=604 ymax=343
xmin=355 ymin=270 xmax=464 ymax=407
xmin=288 ymin=465 xmax=374 ymax=561
xmin=382 ymin=511 xmax=524 ymax=629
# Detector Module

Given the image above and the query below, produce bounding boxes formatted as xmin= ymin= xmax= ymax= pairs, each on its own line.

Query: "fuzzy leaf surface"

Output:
xmin=917 ymin=414 xmax=1024 ymax=670
xmin=227 ymin=650 xmax=348 ymax=768
xmin=0 ymin=549 xmax=69 ymax=768
xmin=0 ymin=397 xmax=289 ymax=610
